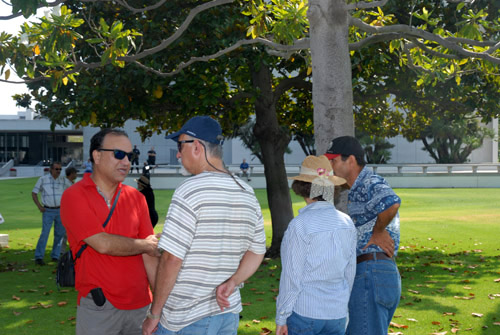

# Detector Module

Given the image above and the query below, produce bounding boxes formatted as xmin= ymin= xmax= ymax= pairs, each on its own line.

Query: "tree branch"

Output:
xmin=350 ymin=16 xmax=500 ymax=64
xmin=346 ymin=0 xmax=388 ymax=10
xmin=128 ymin=37 xmax=308 ymax=77
xmin=274 ymin=70 xmax=311 ymax=99
xmin=80 ymin=0 xmax=168 ymax=14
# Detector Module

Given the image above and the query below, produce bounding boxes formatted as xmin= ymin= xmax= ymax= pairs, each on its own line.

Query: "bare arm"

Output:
xmin=142 ymin=251 xmax=183 ymax=335
xmin=31 ymin=192 xmax=45 ymax=213
xmin=84 ymin=232 xmax=159 ymax=257
xmin=216 ymin=251 xmax=265 ymax=311
xmin=363 ymin=203 xmax=400 ymax=257
xmin=142 ymin=253 xmax=160 ymax=290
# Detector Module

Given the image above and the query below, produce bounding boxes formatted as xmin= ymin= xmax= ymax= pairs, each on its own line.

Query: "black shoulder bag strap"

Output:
xmin=74 ymin=189 xmax=122 ymax=259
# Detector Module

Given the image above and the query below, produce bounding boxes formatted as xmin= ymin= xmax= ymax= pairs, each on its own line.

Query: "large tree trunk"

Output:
xmin=309 ymin=0 xmax=354 ymax=152
xmin=252 ymin=63 xmax=294 ymax=258
xmin=308 ymin=0 xmax=354 ymax=212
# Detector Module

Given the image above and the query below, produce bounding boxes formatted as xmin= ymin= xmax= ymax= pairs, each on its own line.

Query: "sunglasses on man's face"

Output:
xmin=177 ymin=140 xmax=195 ymax=153
xmin=98 ymin=148 xmax=134 ymax=161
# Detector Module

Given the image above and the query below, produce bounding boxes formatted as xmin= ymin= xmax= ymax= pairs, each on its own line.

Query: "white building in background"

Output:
xmin=1 ymin=111 xmax=498 ymax=167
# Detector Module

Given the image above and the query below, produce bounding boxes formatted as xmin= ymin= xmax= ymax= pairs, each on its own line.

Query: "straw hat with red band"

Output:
xmin=288 ymin=156 xmax=346 ymax=186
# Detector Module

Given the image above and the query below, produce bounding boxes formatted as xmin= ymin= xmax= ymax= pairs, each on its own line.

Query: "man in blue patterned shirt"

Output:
xmin=325 ymin=136 xmax=401 ymax=335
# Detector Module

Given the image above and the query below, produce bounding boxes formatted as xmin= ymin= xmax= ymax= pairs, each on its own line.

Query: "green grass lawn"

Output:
xmin=1 ymin=178 xmax=499 ymax=334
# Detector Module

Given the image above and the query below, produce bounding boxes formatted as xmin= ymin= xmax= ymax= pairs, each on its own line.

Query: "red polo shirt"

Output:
xmin=61 ymin=174 xmax=153 ymax=309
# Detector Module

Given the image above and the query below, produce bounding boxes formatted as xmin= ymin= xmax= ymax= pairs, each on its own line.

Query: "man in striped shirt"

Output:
xmin=143 ymin=116 xmax=266 ymax=335
xmin=32 ymin=162 xmax=72 ymax=265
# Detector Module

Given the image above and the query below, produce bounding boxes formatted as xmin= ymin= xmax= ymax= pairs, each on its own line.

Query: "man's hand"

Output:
xmin=144 ymin=234 xmax=160 ymax=257
xmin=362 ymin=229 xmax=394 ymax=257
xmin=216 ymin=278 xmax=236 ymax=311
xmin=276 ymin=324 xmax=288 ymax=335
xmin=142 ymin=317 xmax=159 ymax=335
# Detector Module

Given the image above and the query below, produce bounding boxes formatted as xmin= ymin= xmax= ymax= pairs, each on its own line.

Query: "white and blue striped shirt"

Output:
xmin=276 ymin=201 xmax=357 ymax=325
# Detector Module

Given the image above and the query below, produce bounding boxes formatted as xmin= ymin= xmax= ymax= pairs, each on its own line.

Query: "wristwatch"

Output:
xmin=146 ymin=307 xmax=161 ymax=320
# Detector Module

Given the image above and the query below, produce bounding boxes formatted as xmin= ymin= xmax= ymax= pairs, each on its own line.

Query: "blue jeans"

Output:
xmin=34 ymin=208 xmax=65 ymax=260
xmin=346 ymin=258 xmax=401 ymax=335
xmin=287 ymin=311 xmax=346 ymax=335
xmin=154 ymin=313 xmax=239 ymax=335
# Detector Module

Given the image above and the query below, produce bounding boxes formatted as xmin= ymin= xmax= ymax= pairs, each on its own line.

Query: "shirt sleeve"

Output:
xmin=60 ymin=187 xmax=106 ymax=250
xmin=275 ymin=220 xmax=307 ymax=326
xmin=365 ymin=178 xmax=401 ymax=217
xmin=32 ymin=176 xmax=43 ymax=194
xmin=248 ymin=197 xmax=266 ymax=255
xmin=158 ymin=192 xmax=197 ymax=260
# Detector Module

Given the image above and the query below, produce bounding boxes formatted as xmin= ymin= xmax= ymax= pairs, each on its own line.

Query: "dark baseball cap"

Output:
xmin=324 ymin=136 xmax=365 ymax=160
xmin=165 ymin=116 xmax=223 ymax=144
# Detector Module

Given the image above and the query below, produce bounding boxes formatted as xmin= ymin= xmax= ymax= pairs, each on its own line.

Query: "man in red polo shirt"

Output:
xmin=61 ymin=128 xmax=159 ymax=335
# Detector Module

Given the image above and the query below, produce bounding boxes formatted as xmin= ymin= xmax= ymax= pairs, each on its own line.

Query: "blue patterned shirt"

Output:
xmin=348 ymin=167 xmax=401 ymax=257
xmin=276 ymin=201 xmax=357 ymax=325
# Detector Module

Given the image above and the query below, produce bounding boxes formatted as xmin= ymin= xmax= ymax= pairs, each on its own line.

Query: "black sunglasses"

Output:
xmin=98 ymin=148 xmax=134 ymax=161
xmin=177 ymin=140 xmax=195 ymax=152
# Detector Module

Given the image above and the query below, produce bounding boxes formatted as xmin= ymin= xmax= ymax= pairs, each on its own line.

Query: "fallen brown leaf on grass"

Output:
xmin=471 ymin=313 xmax=483 ymax=317
xmin=260 ymin=327 xmax=272 ymax=335
xmin=12 ymin=295 xmax=21 ymax=301
xmin=454 ymin=296 xmax=474 ymax=300
xmin=252 ymin=319 xmax=261 ymax=324
xmin=13 ymin=311 xmax=22 ymax=316
xmin=430 ymin=332 xmax=447 ymax=335
xmin=407 ymin=318 xmax=418 ymax=322
xmin=451 ymin=328 xmax=459 ymax=333
xmin=432 ymin=321 xmax=441 ymax=325
xmin=241 ymin=302 xmax=252 ymax=306
xmin=57 ymin=301 xmax=68 ymax=307
xmin=389 ymin=322 xmax=408 ymax=329
xmin=388 ymin=332 xmax=404 ymax=335
xmin=408 ymin=289 xmax=420 ymax=294
xmin=443 ymin=312 xmax=455 ymax=316
xmin=494 ymin=278 xmax=500 ymax=282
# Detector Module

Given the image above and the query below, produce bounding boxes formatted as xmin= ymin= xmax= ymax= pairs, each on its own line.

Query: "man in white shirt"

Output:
xmin=32 ymin=162 xmax=72 ymax=265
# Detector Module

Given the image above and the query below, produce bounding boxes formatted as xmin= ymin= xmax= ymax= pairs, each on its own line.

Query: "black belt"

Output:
xmin=44 ymin=206 xmax=60 ymax=209
xmin=357 ymin=252 xmax=394 ymax=264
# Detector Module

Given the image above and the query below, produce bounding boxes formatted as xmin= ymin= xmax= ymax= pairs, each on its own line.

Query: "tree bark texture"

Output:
xmin=252 ymin=63 xmax=294 ymax=258
xmin=308 ymin=0 xmax=355 ymax=154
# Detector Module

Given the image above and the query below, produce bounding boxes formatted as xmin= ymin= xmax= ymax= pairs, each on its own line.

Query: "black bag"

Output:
xmin=56 ymin=250 xmax=76 ymax=287
xmin=55 ymin=189 xmax=121 ymax=289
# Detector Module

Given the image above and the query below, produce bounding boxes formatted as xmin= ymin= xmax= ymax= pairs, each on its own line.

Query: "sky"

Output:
xmin=0 ymin=3 xmax=40 ymax=115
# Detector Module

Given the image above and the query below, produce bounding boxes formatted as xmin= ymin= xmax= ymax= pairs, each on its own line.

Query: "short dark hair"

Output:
xmin=65 ymin=166 xmax=77 ymax=177
xmin=291 ymin=180 xmax=325 ymax=201
xmin=50 ymin=161 xmax=62 ymax=169
xmin=89 ymin=128 xmax=128 ymax=163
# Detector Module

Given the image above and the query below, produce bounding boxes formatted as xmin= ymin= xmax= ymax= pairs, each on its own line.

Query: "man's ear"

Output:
xmin=92 ymin=150 xmax=100 ymax=165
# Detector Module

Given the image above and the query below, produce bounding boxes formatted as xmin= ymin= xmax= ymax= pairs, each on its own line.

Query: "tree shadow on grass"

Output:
xmin=0 ymin=247 xmax=78 ymax=335
xmin=396 ymin=247 xmax=500 ymax=334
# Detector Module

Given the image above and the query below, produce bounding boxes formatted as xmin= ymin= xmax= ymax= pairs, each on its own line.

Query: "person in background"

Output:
xmin=65 ymin=166 xmax=78 ymax=184
xmin=136 ymin=175 xmax=159 ymax=228
xmin=31 ymin=162 xmax=72 ymax=265
xmin=60 ymin=166 xmax=79 ymax=254
xmin=131 ymin=145 xmax=141 ymax=173
xmin=147 ymin=146 xmax=157 ymax=166
xmin=275 ymin=155 xmax=356 ymax=335
xmin=143 ymin=116 xmax=266 ymax=335
xmin=61 ymin=128 xmax=160 ymax=335
xmin=239 ymin=158 xmax=251 ymax=181
xmin=325 ymin=136 xmax=401 ymax=335
xmin=83 ymin=158 xmax=93 ymax=174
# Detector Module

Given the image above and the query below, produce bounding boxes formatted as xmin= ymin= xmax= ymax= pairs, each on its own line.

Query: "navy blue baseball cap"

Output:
xmin=165 ymin=116 xmax=223 ymax=144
